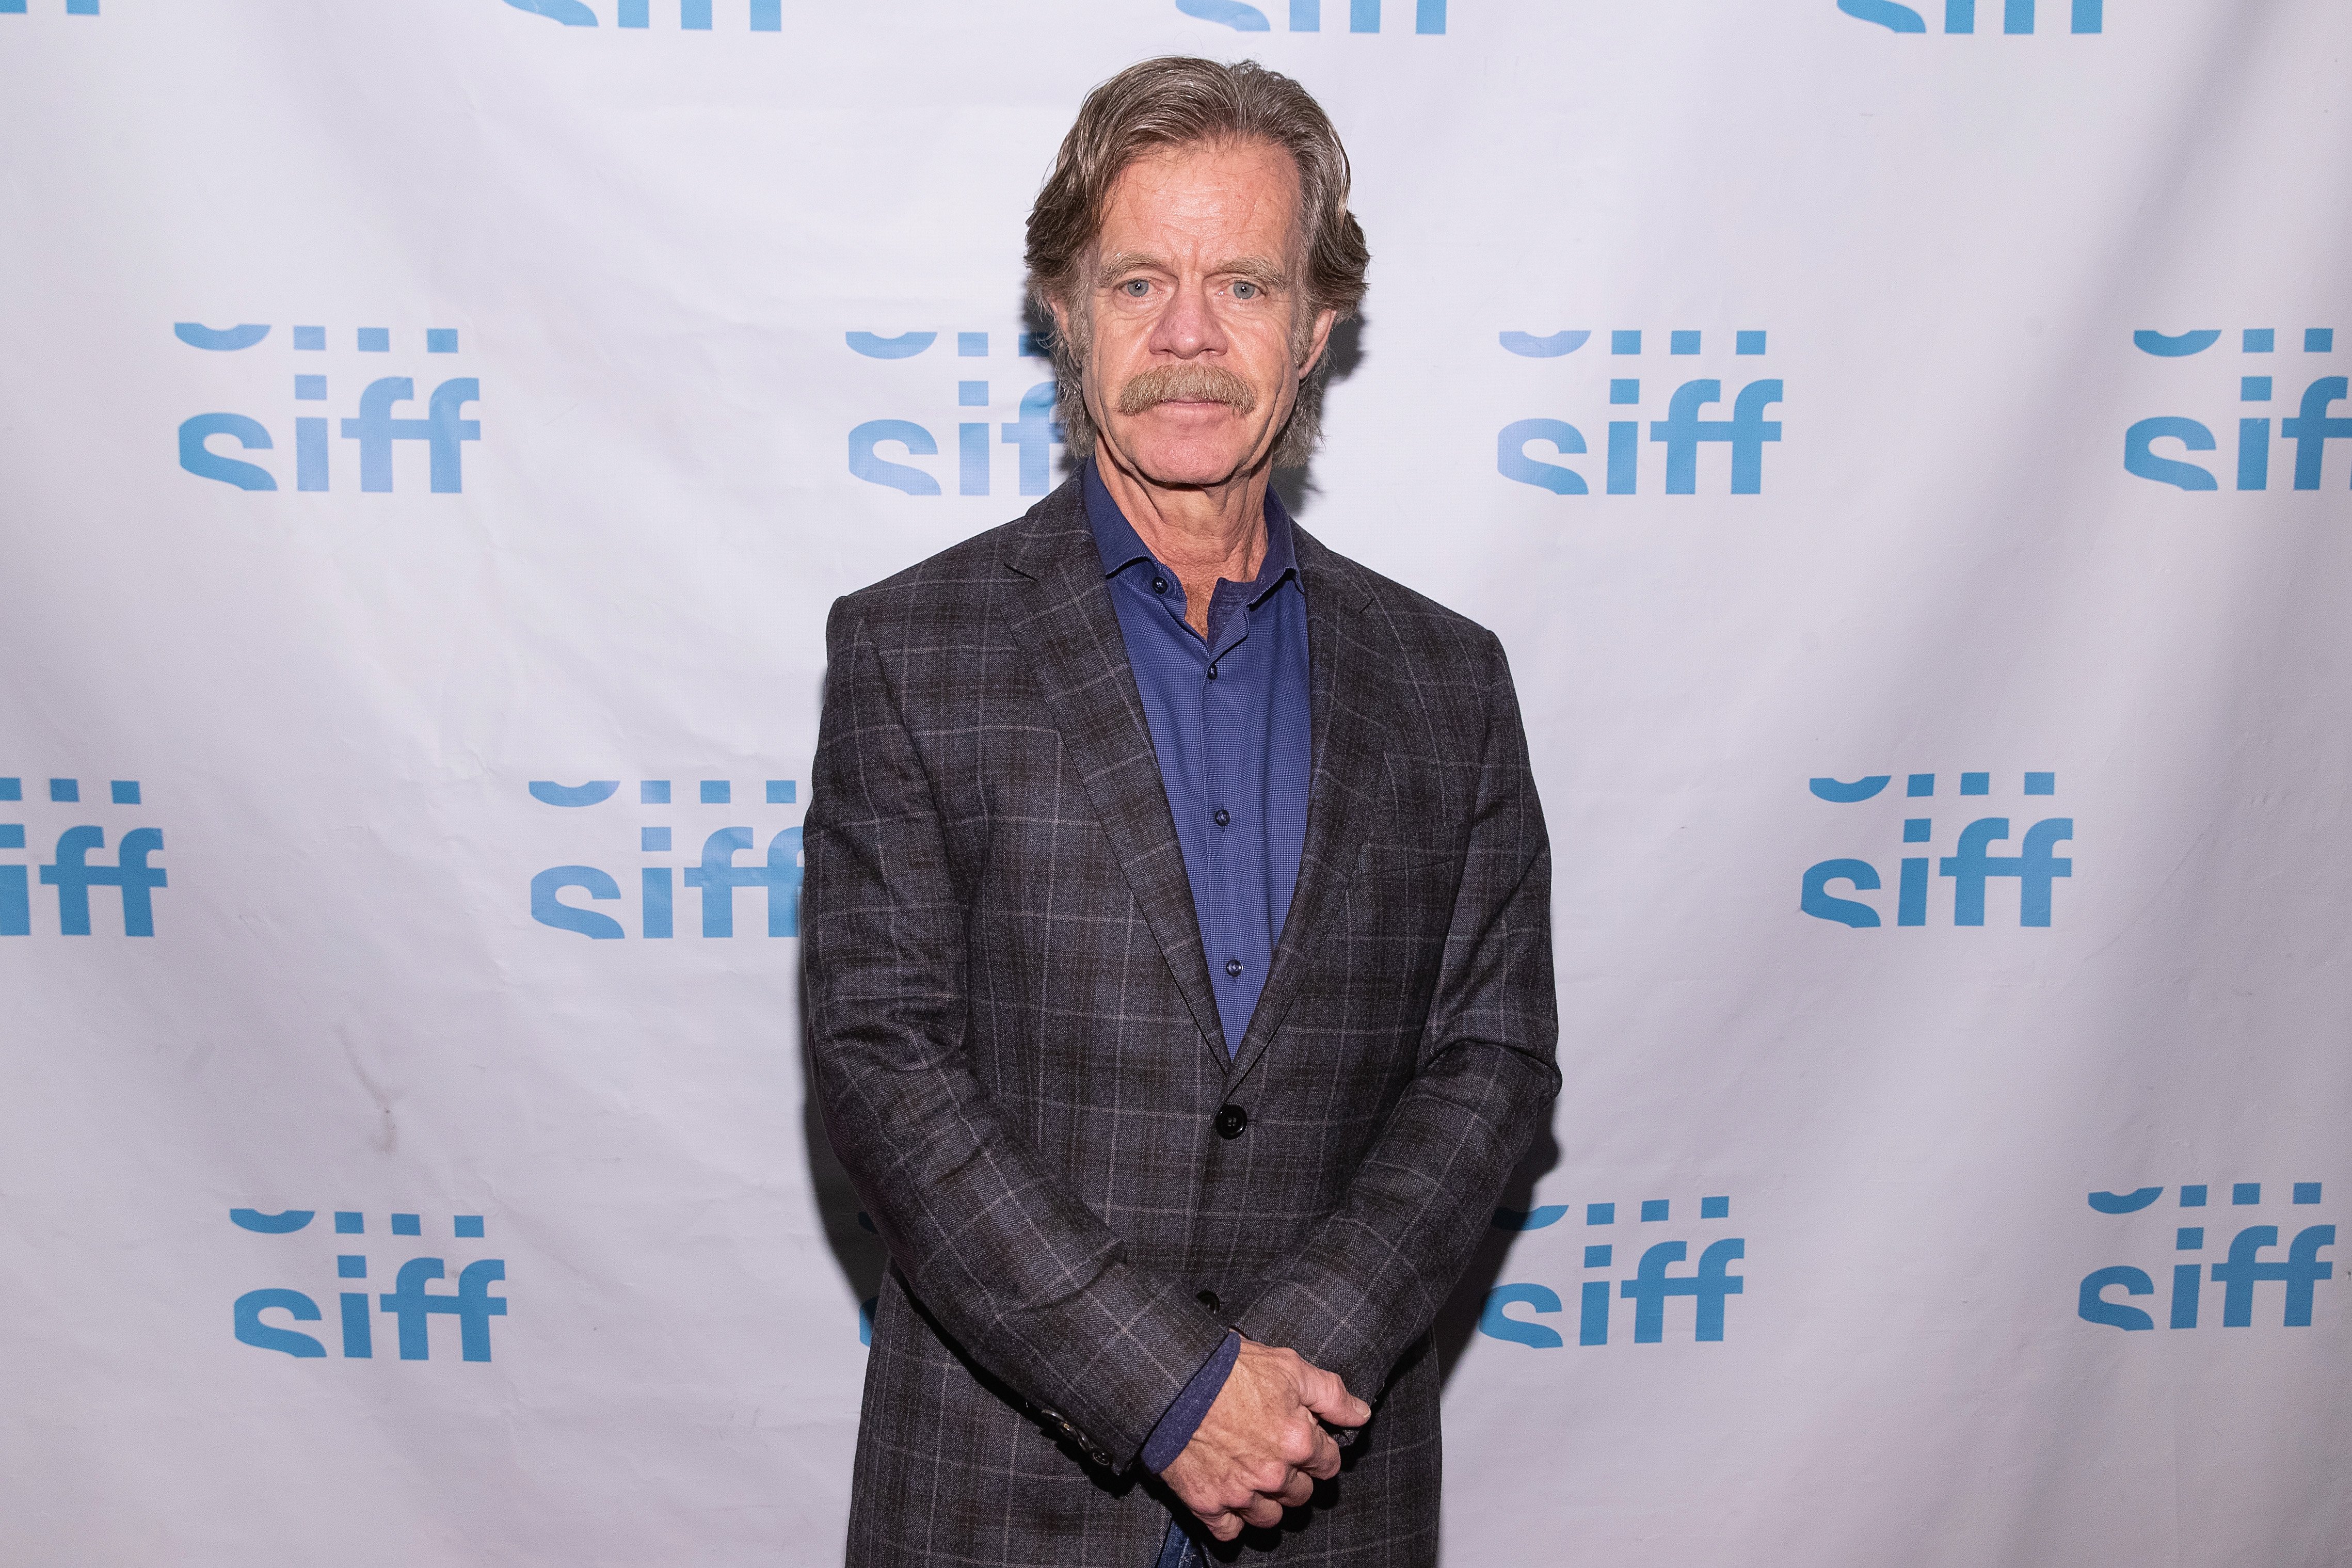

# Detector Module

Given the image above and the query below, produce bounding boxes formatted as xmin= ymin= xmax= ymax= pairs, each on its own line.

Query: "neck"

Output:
xmin=1093 ymin=447 xmax=1271 ymax=603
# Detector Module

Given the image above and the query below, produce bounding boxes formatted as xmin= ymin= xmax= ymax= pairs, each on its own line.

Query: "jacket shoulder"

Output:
xmin=831 ymin=519 xmax=1022 ymax=623
xmin=1297 ymin=526 xmax=1507 ymax=668
xmin=828 ymin=479 xmax=1084 ymax=638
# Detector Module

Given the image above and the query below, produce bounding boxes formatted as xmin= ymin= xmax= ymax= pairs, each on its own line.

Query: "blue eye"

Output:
xmin=1232 ymin=281 xmax=1259 ymax=300
xmin=1121 ymin=279 xmax=1150 ymax=297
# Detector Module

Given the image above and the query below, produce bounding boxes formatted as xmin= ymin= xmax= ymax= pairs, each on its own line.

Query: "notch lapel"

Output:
xmin=1226 ymin=529 xmax=1388 ymax=1087
xmin=1002 ymin=487 xmax=1227 ymax=1067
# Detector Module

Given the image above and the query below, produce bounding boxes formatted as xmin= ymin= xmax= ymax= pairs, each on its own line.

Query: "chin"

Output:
xmin=1114 ymin=418 xmax=1266 ymax=488
xmin=1130 ymin=446 xmax=1256 ymax=487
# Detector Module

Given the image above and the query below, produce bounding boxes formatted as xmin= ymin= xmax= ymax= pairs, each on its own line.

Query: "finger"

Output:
xmin=1302 ymin=1425 xmax=1342 ymax=1482
xmin=1299 ymin=1365 xmax=1371 ymax=1429
xmin=1219 ymin=1480 xmax=1266 ymax=1518
xmin=1275 ymin=1416 xmax=1321 ymax=1469
xmin=1275 ymin=1467 xmax=1316 ymax=1510
xmin=1172 ymin=1481 xmax=1222 ymax=1521
xmin=1243 ymin=1462 xmax=1293 ymax=1500
xmin=1238 ymin=1492 xmax=1287 ymax=1529
xmin=1204 ymin=1512 xmax=1243 ymax=1543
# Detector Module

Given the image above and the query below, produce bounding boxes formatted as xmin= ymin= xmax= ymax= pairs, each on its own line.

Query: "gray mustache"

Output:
xmin=1116 ymin=363 xmax=1259 ymax=417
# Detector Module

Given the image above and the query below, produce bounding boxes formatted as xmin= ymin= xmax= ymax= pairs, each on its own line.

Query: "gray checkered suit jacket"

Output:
xmin=804 ymin=477 xmax=1558 ymax=1566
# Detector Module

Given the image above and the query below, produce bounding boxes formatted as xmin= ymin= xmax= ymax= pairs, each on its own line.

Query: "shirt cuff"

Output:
xmin=1140 ymin=1330 xmax=1241 ymax=1474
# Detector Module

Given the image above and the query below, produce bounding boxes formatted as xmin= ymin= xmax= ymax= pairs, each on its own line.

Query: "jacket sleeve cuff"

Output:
xmin=1140 ymin=1331 xmax=1240 ymax=1474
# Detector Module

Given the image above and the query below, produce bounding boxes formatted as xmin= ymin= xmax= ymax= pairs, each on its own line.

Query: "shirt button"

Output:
xmin=1206 ymin=664 xmax=1219 ymax=681
xmin=1151 ymin=576 xmax=1169 ymax=594
xmin=1214 ymin=1104 xmax=1248 ymax=1139
xmin=1225 ymin=958 xmax=1243 ymax=978
xmin=1213 ymin=808 xmax=1230 ymax=828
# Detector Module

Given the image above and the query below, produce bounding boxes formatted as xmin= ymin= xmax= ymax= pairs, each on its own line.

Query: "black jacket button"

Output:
xmin=1214 ymin=1104 xmax=1247 ymax=1139
xmin=1197 ymin=1289 xmax=1222 ymax=1314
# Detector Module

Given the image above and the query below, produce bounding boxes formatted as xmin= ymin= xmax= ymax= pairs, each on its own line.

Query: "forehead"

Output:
xmin=1096 ymin=137 xmax=1302 ymax=261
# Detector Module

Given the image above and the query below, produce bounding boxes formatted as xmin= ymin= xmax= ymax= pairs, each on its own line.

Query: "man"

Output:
xmin=804 ymin=57 xmax=1558 ymax=1566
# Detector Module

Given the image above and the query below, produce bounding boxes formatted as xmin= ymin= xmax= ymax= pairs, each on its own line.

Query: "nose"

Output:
xmin=1147 ymin=276 xmax=1227 ymax=360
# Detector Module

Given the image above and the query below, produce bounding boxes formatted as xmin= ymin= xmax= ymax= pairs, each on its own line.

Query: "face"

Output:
xmin=1055 ymin=138 xmax=1337 ymax=490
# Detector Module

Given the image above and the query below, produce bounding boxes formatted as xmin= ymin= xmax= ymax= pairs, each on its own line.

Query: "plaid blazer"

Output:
xmin=804 ymin=477 xmax=1558 ymax=1566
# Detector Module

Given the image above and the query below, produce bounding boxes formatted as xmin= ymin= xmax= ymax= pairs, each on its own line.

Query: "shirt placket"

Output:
xmin=1201 ymin=596 xmax=1256 ymax=1035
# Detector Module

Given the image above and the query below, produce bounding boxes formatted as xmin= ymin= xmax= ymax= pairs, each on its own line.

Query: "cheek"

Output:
xmin=1243 ymin=312 xmax=1304 ymax=369
xmin=1087 ymin=315 xmax=1153 ymax=377
xmin=1242 ymin=334 xmax=1303 ymax=394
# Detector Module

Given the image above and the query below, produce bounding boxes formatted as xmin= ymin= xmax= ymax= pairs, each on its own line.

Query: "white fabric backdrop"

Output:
xmin=3 ymin=2 xmax=2347 ymax=1562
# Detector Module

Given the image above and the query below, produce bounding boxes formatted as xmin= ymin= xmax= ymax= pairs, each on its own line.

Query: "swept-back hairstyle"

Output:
xmin=1025 ymin=56 xmax=1370 ymax=467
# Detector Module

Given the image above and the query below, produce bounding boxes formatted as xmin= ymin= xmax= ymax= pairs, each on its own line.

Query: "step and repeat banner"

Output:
xmin=3 ymin=1 xmax=2346 ymax=1563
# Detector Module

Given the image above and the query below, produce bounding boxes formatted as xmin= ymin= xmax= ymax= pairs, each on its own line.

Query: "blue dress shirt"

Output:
xmin=1085 ymin=459 xmax=1313 ymax=1056
xmin=1080 ymin=460 xmax=1314 ymax=1500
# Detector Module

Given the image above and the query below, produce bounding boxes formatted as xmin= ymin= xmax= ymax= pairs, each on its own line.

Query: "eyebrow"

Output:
xmin=1094 ymin=251 xmax=1291 ymax=291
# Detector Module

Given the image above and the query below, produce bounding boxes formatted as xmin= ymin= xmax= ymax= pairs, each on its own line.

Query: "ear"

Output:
xmin=1297 ymin=306 xmax=1339 ymax=376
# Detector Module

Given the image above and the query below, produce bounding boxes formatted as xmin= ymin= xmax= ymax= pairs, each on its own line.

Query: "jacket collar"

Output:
xmin=1001 ymin=476 xmax=1387 ymax=1082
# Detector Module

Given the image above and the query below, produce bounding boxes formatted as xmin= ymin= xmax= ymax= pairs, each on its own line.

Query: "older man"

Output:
xmin=804 ymin=57 xmax=1558 ymax=1566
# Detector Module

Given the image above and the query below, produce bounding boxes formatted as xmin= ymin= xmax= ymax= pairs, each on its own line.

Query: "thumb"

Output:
xmin=1296 ymin=1361 xmax=1371 ymax=1429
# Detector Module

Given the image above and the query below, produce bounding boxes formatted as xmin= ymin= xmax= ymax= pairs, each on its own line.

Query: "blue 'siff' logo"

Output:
xmin=175 ymin=323 xmax=481 ymax=494
xmin=1497 ymin=329 xmax=1784 ymax=498
xmin=501 ymin=0 xmax=784 ymax=26
xmin=230 ymin=1207 xmax=508 ymax=1362
xmin=0 ymin=776 xmax=165 ymax=937
xmin=0 ymin=2 xmax=101 ymax=14
xmin=1802 ymin=771 xmax=2071 ymax=929
xmin=1480 ymin=1193 xmax=1745 ymax=1349
xmin=1837 ymin=0 xmax=2103 ymax=33
xmin=2124 ymin=326 xmax=2348 ymax=493
xmin=529 ymin=776 xmax=802 ymax=939
xmin=1177 ymin=0 xmax=1445 ymax=33
xmin=845 ymin=329 xmax=1063 ymax=500
xmin=2079 ymin=1181 xmax=2333 ymax=1333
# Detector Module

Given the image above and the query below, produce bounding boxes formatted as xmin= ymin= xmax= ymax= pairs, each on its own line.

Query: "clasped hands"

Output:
xmin=1162 ymin=1339 xmax=1370 ymax=1541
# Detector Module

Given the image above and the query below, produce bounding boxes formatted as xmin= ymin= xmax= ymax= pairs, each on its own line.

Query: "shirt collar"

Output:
xmin=1082 ymin=456 xmax=1300 ymax=609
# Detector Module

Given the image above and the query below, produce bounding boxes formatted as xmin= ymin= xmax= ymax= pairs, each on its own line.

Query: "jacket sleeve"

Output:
xmin=801 ymin=599 xmax=1231 ymax=1473
xmin=1233 ymin=630 xmax=1561 ymax=1406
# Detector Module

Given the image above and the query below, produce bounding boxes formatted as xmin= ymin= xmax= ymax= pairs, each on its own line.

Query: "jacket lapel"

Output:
xmin=1227 ymin=526 xmax=1388 ymax=1087
xmin=1002 ymin=483 xmax=1228 ymax=1066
